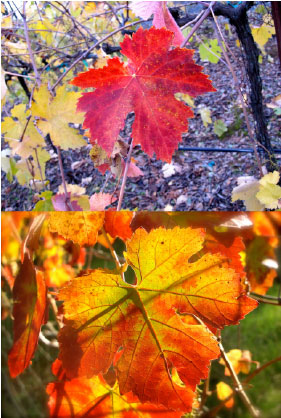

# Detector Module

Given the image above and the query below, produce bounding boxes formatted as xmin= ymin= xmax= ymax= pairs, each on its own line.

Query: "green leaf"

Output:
xmin=199 ymin=39 xmax=222 ymax=64
xmin=33 ymin=191 xmax=54 ymax=211
xmin=213 ymin=119 xmax=228 ymax=137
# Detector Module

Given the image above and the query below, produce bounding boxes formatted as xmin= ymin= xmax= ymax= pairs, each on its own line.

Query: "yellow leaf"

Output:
xmin=30 ymin=19 xmax=58 ymax=46
xmin=232 ymin=176 xmax=264 ymax=211
xmin=251 ymin=16 xmax=275 ymax=48
xmin=58 ymin=183 xmax=86 ymax=196
xmin=2 ymin=104 xmax=45 ymax=158
xmin=49 ymin=212 xmax=105 ymax=246
xmin=220 ymin=349 xmax=253 ymax=376
xmin=175 ymin=92 xmax=195 ymax=108
xmin=239 ymin=350 xmax=252 ymax=374
xmin=1 ymin=14 xmax=12 ymax=29
xmin=256 ymin=171 xmax=281 ymax=209
xmin=219 ymin=349 xmax=242 ymax=375
xmin=77 ymin=195 xmax=90 ymax=210
xmin=198 ymin=106 xmax=212 ymax=127
xmin=1 ymin=67 xmax=7 ymax=102
xmin=31 ymin=85 xmax=86 ymax=150
xmin=15 ymin=148 xmax=50 ymax=186
xmin=83 ymin=2 xmax=97 ymax=14
xmin=217 ymin=382 xmax=234 ymax=408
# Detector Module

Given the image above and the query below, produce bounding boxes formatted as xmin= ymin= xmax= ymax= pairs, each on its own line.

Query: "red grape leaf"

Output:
xmin=71 ymin=27 xmax=215 ymax=162
xmin=52 ymin=192 xmax=82 ymax=211
xmin=89 ymin=192 xmax=116 ymax=211
xmin=58 ymin=227 xmax=257 ymax=411
xmin=8 ymin=254 xmax=48 ymax=377
xmin=130 ymin=1 xmax=185 ymax=46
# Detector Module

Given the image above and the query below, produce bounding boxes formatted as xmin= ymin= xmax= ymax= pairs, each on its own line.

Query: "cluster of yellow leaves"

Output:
xmin=31 ymin=85 xmax=86 ymax=149
xmin=2 ymin=84 xmax=86 ymax=189
xmin=232 ymin=171 xmax=281 ymax=210
xmin=37 ymin=231 xmax=75 ymax=288
xmin=29 ymin=18 xmax=59 ymax=46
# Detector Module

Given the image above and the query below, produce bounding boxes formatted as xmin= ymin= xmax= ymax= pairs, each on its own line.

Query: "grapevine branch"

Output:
xmin=210 ymin=7 xmax=263 ymax=178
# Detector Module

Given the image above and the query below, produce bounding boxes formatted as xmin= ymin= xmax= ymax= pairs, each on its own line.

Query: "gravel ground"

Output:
xmin=2 ymin=16 xmax=281 ymax=211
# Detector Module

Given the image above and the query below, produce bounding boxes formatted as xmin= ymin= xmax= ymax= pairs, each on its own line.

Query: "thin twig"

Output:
xmin=34 ymin=147 xmax=45 ymax=190
xmin=20 ymin=115 xmax=32 ymax=141
xmin=57 ymin=146 xmax=74 ymax=211
xmin=3 ymin=71 xmax=36 ymax=79
xmin=199 ymin=363 xmax=212 ymax=412
xmin=219 ymin=342 xmax=260 ymax=417
xmin=244 ymin=355 xmax=281 ymax=384
xmin=51 ymin=19 xmax=145 ymax=91
xmin=117 ymin=138 xmax=133 ymax=211
xmin=22 ymin=2 xmax=41 ymax=86
xmin=250 ymin=292 xmax=281 ymax=306
xmin=181 ymin=1 xmax=216 ymax=47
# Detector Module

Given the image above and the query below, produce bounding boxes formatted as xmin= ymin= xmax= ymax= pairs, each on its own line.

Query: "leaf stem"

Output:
xmin=219 ymin=342 xmax=260 ymax=417
xmin=101 ymin=227 xmax=122 ymax=272
xmin=117 ymin=137 xmax=133 ymax=211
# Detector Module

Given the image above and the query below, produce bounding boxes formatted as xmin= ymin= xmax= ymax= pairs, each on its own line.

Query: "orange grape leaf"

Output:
xmin=104 ymin=211 xmax=133 ymax=240
xmin=245 ymin=236 xmax=277 ymax=295
xmin=49 ymin=212 xmax=105 ymax=246
xmin=250 ymin=212 xmax=279 ymax=247
xmin=71 ymin=26 xmax=215 ymax=162
xmin=205 ymin=235 xmax=245 ymax=276
xmin=219 ymin=349 xmax=252 ymax=376
xmin=58 ymin=227 xmax=257 ymax=411
xmin=47 ymin=371 xmax=184 ymax=417
xmin=8 ymin=254 xmax=48 ymax=378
